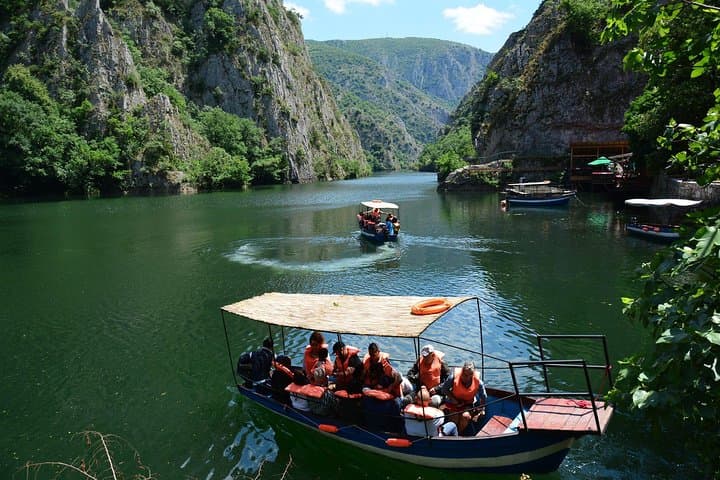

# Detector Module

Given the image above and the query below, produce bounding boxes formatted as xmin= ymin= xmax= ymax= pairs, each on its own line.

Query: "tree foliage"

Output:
xmin=418 ymin=125 xmax=475 ymax=180
xmin=0 ymin=65 xmax=121 ymax=196
xmin=603 ymin=0 xmax=720 ymax=475
xmin=196 ymin=107 xmax=287 ymax=187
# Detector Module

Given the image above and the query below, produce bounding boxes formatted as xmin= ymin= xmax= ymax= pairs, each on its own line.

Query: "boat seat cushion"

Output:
xmin=285 ymin=383 xmax=326 ymax=399
xmin=362 ymin=389 xmax=395 ymax=401
xmin=334 ymin=390 xmax=362 ymax=399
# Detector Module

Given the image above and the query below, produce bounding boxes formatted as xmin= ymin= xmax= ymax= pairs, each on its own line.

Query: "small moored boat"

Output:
xmin=503 ymin=180 xmax=576 ymax=207
xmin=221 ymin=293 xmax=614 ymax=474
xmin=357 ymin=200 xmax=400 ymax=244
xmin=624 ymin=198 xmax=702 ymax=243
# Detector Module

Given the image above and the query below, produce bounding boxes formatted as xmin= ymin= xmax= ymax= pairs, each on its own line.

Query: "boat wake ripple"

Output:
xmin=400 ymin=234 xmax=512 ymax=254
xmin=225 ymin=236 xmax=401 ymax=272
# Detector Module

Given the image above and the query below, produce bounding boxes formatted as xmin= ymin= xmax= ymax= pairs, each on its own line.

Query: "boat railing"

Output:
xmin=536 ymin=334 xmax=613 ymax=391
xmin=507 ymin=357 xmax=608 ymax=434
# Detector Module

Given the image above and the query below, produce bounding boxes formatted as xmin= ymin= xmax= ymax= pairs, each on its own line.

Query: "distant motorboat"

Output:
xmin=503 ymin=181 xmax=576 ymax=207
xmin=357 ymin=200 xmax=400 ymax=244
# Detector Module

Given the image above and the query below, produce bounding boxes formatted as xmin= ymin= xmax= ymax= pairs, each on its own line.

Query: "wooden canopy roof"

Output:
xmin=222 ymin=292 xmax=475 ymax=338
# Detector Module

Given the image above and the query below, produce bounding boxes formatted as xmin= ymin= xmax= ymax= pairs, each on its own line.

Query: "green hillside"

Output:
xmin=307 ymin=38 xmax=491 ymax=170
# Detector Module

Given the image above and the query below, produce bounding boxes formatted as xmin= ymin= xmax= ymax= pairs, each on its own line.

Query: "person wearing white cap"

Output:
xmin=405 ymin=344 xmax=449 ymax=406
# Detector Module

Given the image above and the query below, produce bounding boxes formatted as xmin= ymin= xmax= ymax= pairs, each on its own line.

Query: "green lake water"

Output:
xmin=0 ymin=172 xmax=690 ymax=479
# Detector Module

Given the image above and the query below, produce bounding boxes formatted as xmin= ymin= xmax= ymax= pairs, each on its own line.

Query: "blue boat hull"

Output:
xmin=360 ymin=228 xmax=398 ymax=244
xmin=238 ymin=385 xmax=578 ymax=474
xmin=506 ymin=194 xmax=573 ymax=206
xmin=626 ymin=223 xmax=679 ymax=243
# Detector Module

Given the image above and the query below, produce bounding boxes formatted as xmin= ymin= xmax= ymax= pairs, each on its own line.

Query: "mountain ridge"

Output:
xmin=307 ymin=37 xmax=492 ymax=170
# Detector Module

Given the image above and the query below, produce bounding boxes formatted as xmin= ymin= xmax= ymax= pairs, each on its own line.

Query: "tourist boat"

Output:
xmin=357 ymin=200 xmax=399 ymax=243
xmin=624 ymin=198 xmax=702 ymax=243
xmin=220 ymin=293 xmax=614 ymax=474
xmin=503 ymin=180 xmax=576 ymax=206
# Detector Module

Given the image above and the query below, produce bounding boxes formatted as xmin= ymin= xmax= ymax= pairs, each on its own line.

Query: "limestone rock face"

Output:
xmin=460 ymin=0 xmax=645 ymax=160
xmin=2 ymin=0 xmax=366 ymax=189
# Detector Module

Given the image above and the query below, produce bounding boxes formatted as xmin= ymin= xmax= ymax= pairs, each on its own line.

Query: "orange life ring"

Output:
xmin=411 ymin=298 xmax=451 ymax=315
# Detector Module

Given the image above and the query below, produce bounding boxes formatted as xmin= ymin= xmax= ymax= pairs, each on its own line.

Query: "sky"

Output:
xmin=282 ymin=0 xmax=544 ymax=53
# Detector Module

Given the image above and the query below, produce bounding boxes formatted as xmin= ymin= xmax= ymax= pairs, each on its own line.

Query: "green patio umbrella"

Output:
xmin=588 ymin=156 xmax=612 ymax=166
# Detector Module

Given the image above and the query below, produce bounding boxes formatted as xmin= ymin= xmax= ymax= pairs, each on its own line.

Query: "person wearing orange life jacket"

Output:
xmin=303 ymin=331 xmax=327 ymax=380
xmin=406 ymin=344 xmax=450 ymax=406
xmin=332 ymin=341 xmax=364 ymax=394
xmin=431 ymin=361 xmax=487 ymax=435
xmin=310 ymin=347 xmax=333 ymax=387
xmin=362 ymin=342 xmax=394 ymax=384
xmin=362 ymin=342 xmax=402 ymax=398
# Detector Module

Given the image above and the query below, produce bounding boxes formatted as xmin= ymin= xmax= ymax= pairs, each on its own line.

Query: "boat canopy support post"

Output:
xmin=221 ymin=310 xmax=240 ymax=388
xmin=474 ymin=298 xmax=485 ymax=380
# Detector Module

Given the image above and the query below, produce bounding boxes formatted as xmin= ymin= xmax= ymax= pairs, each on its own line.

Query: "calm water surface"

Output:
xmin=0 ymin=173 xmax=688 ymax=479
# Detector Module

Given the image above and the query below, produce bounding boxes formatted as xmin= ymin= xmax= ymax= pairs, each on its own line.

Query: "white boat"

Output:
xmin=624 ymin=198 xmax=702 ymax=242
xmin=356 ymin=200 xmax=400 ymax=243
xmin=220 ymin=293 xmax=614 ymax=474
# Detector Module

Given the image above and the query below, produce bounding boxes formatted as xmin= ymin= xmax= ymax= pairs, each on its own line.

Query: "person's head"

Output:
xmin=460 ymin=361 xmax=475 ymax=386
xmin=368 ymin=342 xmax=380 ymax=362
xmin=318 ymin=347 xmax=328 ymax=361
xmin=332 ymin=341 xmax=346 ymax=359
xmin=309 ymin=331 xmax=324 ymax=350
xmin=262 ymin=337 xmax=273 ymax=350
xmin=415 ymin=385 xmax=431 ymax=407
xmin=276 ymin=355 xmax=291 ymax=368
xmin=420 ymin=344 xmax=434 ymax=364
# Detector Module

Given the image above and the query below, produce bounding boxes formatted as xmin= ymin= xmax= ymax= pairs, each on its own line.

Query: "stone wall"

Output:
xmin=654 ymin=176 xmax=720 ymax=206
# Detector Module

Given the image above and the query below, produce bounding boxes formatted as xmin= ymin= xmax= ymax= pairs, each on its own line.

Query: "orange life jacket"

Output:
xmin=362 ymin=351 xmax=393 ymax=385
xmin=362 ymin=388 xmax=395 ymax=402
xmin=303 ymin=342 xmax=328 ymax=378
xmin=451 ymin=367 xmax=480 ymax=405
xmin=403 ymin=403 xmax=444 ymax=420
xmin=333 ymin=345 xmax=360 ymax=386
xmin=273 ymin=361 xmax=294 ymax=380
xmin=418 ymin=350 xmax=444 ymax=389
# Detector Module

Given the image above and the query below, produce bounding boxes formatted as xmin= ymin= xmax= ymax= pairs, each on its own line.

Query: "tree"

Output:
xmin=603 ymin=0 xmax=720 ymax=475
xmin=418 ymin=125 xmax=474 ymax=179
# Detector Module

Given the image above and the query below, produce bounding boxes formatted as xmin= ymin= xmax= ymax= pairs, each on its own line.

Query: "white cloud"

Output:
xmin=443 ymin=3 xmax=514 ymax=35
xmin=284 ymin=2 xmax=310 ymax=19
xmin=324 ymin=0 xmax=394 ymax=15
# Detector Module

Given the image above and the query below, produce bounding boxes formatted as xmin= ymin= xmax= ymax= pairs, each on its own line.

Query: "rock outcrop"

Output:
xmin=1 ymin=0 xmax=367 ymax=191
xmin=458 ymin=0 xmax=645 ymax=160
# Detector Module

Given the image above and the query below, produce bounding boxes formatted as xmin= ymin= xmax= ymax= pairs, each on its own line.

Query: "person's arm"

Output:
xmin=431 ymin=375 xmax=453 ymax=397
xmin=406 ymin=361 xmax=419 ymax=384
xmin=439 ymin=361 xmax=450 ymax=383
xmin=476 ymin=381 xmax=487 ymax=407
xmin=347 ymin=355 xmax=363 ymax=377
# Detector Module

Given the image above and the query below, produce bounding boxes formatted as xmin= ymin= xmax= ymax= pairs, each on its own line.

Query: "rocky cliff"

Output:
xmin=317 ymin=38 xmax=492 ymax=109
xmin=0 ymin=0 xmax=367 ymax=193
xmin=457 ymin=0 xmax=645 ymax=160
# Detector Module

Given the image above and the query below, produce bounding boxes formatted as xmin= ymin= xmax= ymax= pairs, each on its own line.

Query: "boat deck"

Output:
xmin=523 ymin=398 xmax=613 ymax=433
